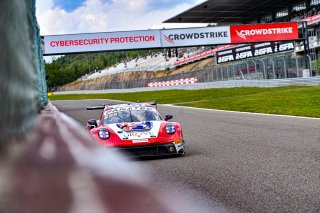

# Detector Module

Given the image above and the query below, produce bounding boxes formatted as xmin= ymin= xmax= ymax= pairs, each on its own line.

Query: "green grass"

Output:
xmin=50 ymin=86 xmax=320 ymax=118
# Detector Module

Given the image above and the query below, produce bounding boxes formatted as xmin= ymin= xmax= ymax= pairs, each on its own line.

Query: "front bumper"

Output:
xmin=113 ymin=141 xmax=185 ymax=157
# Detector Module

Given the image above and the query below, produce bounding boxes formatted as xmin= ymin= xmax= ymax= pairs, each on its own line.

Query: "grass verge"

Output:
xmin=50 ymin=86 xmax=320 ymax=118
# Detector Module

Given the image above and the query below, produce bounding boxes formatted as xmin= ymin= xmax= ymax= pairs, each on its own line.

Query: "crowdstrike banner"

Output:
xmin=42 ymin=22 xmax=299 ymax=55
xmin=160 ymin=26 xmax=231 ymax=47
xmin=230 ymin=22 xmax=299 ymax=43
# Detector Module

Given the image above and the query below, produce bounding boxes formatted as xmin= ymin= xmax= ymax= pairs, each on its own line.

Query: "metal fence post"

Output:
xmin=269 ymin=59 xmax=276 ymax=79
xmin=226 ymin=67 xmax=229 ymax=80
xmin=244 ymin=61 xmax=249 ymax=79
xmin=295 ymin=57 xmax=299 ymax=78
xmin=238 ymin=64 xmax=245 ymax=80
xmin=232 ymin=66 xmax=236 ymax=79
xmin=283 ymin=58 xmax=287 ymax=78
xmin=258 ymin=59 xmax=266 ymax=79
xmin=221 ymin=68 xmax=224 ymax=81
xmin=306 ymin=54 xmax=313 ymax=77
xmin=216 ymin=68 xmax=219 ymax=81
xmin=211 ymin=68 xmax=214 ymax=82
xmin=252 ymin=60 xmax=257 ymax=78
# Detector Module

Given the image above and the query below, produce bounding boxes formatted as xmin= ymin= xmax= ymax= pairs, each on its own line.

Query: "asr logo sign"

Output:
xmin=216 ymin=41 xmax=295 ymax=64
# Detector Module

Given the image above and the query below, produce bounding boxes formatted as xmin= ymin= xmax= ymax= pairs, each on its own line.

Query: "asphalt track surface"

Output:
xmin=53 ymin=100 xmax=320 ymax=213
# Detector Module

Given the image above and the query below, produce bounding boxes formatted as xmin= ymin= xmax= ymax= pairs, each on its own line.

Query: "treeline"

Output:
xmin=45 ymin=49 xmax=162 ymax=88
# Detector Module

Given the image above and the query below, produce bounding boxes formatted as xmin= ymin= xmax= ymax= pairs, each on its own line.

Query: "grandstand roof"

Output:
xmin=164 ymin=0 xmax=306 ymax=24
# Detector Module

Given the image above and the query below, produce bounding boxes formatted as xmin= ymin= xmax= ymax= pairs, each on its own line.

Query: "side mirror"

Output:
xmin=164 ymin=114 xmax=173 ymax=121
xmin=87 ymin=119 xmax=98 ymax=127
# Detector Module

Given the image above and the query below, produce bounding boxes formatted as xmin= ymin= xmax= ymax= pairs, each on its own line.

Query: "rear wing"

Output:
xmin=86 ymin=105 xmax=105 ymax=110
xmin=131 ymin=100 xmax=157 ymax=108
xmin=144 ymin=100 xmax=157 ymax=108
xmin=86 ymin=100 xmax=157 ymax=110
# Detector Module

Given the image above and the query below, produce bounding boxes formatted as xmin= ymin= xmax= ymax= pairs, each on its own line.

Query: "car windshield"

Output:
xmin=102 ymin=109 xmax=162 ymax=125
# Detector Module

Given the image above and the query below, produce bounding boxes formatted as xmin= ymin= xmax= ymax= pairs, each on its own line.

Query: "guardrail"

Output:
xmin=53 ymin=77 xmax=320 ymax=95
xmin=57 ymin=51 xmax=320 ymax=92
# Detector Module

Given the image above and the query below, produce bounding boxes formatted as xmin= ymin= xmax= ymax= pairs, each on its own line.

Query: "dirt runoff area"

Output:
xmin=59 ymin=58 xmax=214 ymax=91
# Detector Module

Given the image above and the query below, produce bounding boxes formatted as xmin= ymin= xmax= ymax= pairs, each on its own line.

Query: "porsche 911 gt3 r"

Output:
xmin=86 ymin=102 xmax=185 ymax=157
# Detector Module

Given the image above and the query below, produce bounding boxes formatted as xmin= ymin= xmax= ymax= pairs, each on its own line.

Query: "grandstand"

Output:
xmin=165 ymin=0 xmax=320 ymax=56
xmin=83 ymin=47 xmax=212 ymax=80
xmin=165 ymin=0 xmax=320 ymax=77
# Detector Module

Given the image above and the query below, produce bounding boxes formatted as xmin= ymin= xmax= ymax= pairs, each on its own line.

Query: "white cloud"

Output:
xmin=36 ymin=0 xmax=208 ymax=35
xmin=36 ymin=0 xmax=54 ymax=16
xmin=112 ymin=0 xmax=149 ymax=12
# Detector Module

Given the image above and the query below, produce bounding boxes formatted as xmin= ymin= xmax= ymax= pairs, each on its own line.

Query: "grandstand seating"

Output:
xmin=83 ymin=47 xmax=207 ymax=80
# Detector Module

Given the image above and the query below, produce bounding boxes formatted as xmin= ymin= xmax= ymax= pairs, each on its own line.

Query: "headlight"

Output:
xmin=98 ymin=129 xmax=110 ymax=140
xmin=165 ymin=123 xmax=176 ymax=134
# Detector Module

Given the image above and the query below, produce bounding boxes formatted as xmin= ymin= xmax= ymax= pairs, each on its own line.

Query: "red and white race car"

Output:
xmin=86 ymin=101 xmax=185 ymax=157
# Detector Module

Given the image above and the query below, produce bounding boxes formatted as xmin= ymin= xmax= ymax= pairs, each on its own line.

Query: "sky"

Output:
xmin=36 ymin=0 xmax=208 ymax=36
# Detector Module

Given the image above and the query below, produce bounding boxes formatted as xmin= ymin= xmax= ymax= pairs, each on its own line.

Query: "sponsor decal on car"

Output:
xmin=109 ymin=121 xmax=162 ymax=140
xmin=117 ymin=122 xmax=152 ymax=131
xmin=125 ymin=131 xmax=152 ymax=138
xmin=104 ymin=106 xmax=154 ymax=115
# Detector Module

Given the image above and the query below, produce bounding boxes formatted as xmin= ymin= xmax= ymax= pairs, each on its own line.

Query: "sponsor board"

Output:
xmin=43 ymin=30 xmax=162 ymax=55
xmin=301 ymin=14 xmax=320 ymax=24
xmin=173 ymin=45 xmax=235 ymax=66
xmin=230 ymin=22 xmax=299 ymax=43
xmin=42 ymin=22 xmax=299 ymax=55
xmin=161 ymin=26 xmax=231 ymax=47
xmin=216 ymin=42 xmax=295 ymax=64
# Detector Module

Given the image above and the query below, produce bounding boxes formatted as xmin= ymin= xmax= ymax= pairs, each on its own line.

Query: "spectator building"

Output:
xmin=165 ymin=0 xmax=320 ymax=57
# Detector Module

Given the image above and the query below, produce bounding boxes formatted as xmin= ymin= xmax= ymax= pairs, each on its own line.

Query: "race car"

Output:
xmin=86 ymin=101 xmax=185 ymax=157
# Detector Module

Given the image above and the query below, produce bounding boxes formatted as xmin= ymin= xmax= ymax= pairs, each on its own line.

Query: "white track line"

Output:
xmin=53 ymin=99 xmax=320 ymax=120
xmin=161 ymin=104 xmax=320 ymax=120
xmin=52 ymin=99 xmax=127 ymax=103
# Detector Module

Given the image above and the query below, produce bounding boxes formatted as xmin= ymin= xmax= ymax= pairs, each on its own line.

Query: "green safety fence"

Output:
xmin=31 ymin=0 xmax=48 ymax=108
xmin=0 ymin=0 xmax=48 ymax=144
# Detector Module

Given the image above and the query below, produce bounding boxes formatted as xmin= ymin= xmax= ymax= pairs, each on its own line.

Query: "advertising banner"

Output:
xmin=42 ymin=22 xmax=299 ymax=55
xmin=216 ymin=41 xmax=295 ymax=64
xmin=160 ymin=26 xmax=231 ymax=48
xmin=301 ymin=14 xmax=320 ymax=24
xmin=173 ymin=45 xmax=235 ymax=66
xmin=43 ymin=30 xmax=162 ymax=55
xmin=230 ymin=22 xmax=299 ymax=43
